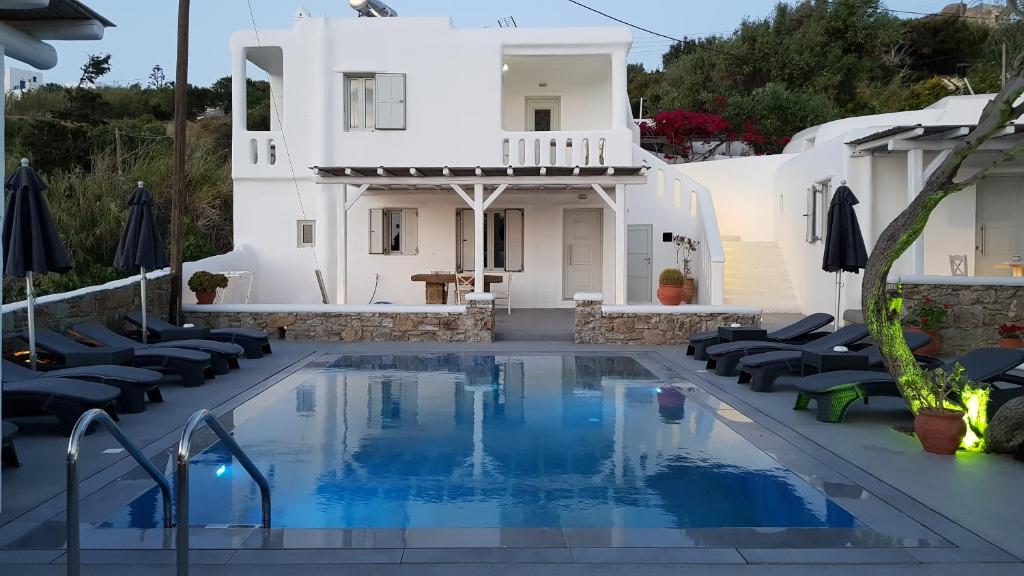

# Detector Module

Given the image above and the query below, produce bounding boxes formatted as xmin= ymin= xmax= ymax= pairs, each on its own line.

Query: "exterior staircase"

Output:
xmin=723 ymin=238 xmax=802 ymax=313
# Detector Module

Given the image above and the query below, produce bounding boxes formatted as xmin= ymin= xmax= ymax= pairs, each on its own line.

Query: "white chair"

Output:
xmin=949 ymin=254 xmax=968 ymax=276
xmin=492 ymin=273 xmax=512 ymax=314
xmin=455 ymin=274 xmax=475 ymax=304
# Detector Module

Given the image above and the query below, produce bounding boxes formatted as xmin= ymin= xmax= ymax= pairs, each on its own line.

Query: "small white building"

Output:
xmin=227 ymin=6 xmax=723 ymax=309
xmin=4 ymin=66 xmax=41 ymax=95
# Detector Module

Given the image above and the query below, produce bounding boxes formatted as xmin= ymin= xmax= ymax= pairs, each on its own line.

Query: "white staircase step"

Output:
xmin=722 ymin=240 xmax=802 ymax=314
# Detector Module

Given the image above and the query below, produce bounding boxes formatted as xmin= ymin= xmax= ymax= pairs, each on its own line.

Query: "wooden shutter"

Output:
xmin=369 ymin=208 xmax=384 ymax=254
xmin=375 ymin=73 xmax=406 ymax=130
xmin=505 ymin=209 xmax=524 ymax=272
xmin=401 ymin=208 xmax=418 ymax=255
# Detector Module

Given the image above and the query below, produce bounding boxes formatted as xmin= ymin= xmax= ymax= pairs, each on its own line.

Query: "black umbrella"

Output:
xmin=114 ymin=182 xmax=168 ymax=343
xmin=3 ymin=159 xmax=72 ymax=368
xmin=822 ymin=182 xmax=868 ymax=330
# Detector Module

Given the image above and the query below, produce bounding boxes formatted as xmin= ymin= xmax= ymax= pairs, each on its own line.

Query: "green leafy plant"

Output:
xmin=904 ymin=297 xmax=949 ymax=332
xmin=905 ymin=364 xmax=969 ymax=414
xmin=659 ymin=268 xmax=685 ymax=286
xmin=188 ymin=271 xmax=228 ymax=293
xmin=671 ymin=235 xmax=700 ymax=278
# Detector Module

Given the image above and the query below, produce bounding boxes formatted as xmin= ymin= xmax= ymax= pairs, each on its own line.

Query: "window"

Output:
xmin=805 ymin=179 xmax=831 ymax=244
xmin=345 ymin=73 xmax=406 ymax=131
xmin=297 ymin=220 xmax=315 ymax=247
xmin=456 ymin=208 xmax=524 ymax=272
xmin=369 ymin=208 xmax=418 ymax=255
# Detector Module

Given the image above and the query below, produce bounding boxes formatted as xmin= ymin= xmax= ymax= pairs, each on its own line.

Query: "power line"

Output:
xmin=821 ymin=0 xmax=1005 ymax=21
xmin=565 ymin=0 xmax=746 ymax=60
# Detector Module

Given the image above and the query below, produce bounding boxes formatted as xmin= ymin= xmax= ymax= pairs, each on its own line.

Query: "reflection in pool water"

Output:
xmin=102 ymin=354 xmax=858 ymax=529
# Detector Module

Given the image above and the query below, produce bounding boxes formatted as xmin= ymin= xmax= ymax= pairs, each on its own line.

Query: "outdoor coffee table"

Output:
xmin=801 ymin=349 xmax=871 ymax=376
xmin=410 ymin=273 xmax=503 ymax=304
xmin=717 ymin=326 xmax=768 ymax=343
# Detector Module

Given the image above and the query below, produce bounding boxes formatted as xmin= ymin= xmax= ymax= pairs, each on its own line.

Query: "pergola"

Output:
xmin=847 ymin=123 xmax=1024 ymax=273
xmin=313 ymin=165 xmax=648 ymax=304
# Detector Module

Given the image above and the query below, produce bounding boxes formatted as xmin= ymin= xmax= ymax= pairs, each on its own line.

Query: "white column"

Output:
xmin=474 ymin=184 xmax=484 ymax=292
xmin=615 ymin=184 xmax=626 ymax=304
xmin=338 ymin=185 xmax=348 ymax=304
xmin=907 ymin=149 xmax=925 ymax=274
xmin=611 ymin=48 xmax=628 ymax=129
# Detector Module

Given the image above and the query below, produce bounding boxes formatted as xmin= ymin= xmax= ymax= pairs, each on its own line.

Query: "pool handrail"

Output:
xmin=67 ymin=409 xmax=173 ymax=576
xmin=176 ymin=408 xmax=271 ymax=576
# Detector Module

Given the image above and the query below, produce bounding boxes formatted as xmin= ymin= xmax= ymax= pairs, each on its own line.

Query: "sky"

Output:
xmin=9 ymin=0 xmax=974 ymax=87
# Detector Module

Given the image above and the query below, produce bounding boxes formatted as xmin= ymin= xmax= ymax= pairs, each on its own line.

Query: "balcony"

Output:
xmin=500 ymin=130 xmax=632 ymax=167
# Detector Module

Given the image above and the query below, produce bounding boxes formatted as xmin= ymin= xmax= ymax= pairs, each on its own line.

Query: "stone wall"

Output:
xmin=574 ymin=295 xmax=761 ymax=345
xmin=897 ymin=280 xmax=1024 ymax=355
xmin=2 ymin=273 xmax=171 ymax=336
xmin=184 ymin=297 xmax=495 ymax=343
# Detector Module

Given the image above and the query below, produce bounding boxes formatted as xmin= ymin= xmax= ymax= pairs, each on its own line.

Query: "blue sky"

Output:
xmin=13 ymin=0 xmax=965 ymax=87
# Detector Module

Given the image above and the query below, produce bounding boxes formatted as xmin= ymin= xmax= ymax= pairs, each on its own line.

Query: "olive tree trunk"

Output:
xmin=862 ymin=62 xmax=1024 ymax=413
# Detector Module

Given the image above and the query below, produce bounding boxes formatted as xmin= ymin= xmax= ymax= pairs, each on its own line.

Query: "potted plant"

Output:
xmin=188 ymin=271 xmax=229 ymax=305
xmin=998 ymin=323 xmax=1024 ymax=349
xmin=905 ymin=365 xmax=969 ymax=455
xmin=672 ymin=234 xmax=700 ymax=304
xmin=657 ymin=268 xmax=686 ymax=306
xmin=903 ymin=297 xmax=948 ymax=356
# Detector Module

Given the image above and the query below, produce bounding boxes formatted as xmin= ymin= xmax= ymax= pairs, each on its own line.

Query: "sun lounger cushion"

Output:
xmin=124 ymin=312 xmax=210 ymax=340
xmin=30 ymin=328 xmax=134 ymax=367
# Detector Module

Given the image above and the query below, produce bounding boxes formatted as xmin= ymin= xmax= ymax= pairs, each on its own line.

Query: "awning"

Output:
xmin=846 ymin=124 xmax=1024 ymax=156
xmin=312 ymin=165 xmax=648 ymax=189
xmin=0 ymin=0 xmax=114 ymax=27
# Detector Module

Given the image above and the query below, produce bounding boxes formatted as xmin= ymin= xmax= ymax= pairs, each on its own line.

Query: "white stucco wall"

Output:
xmin=501 ymin=55 xmax=612 ymax=131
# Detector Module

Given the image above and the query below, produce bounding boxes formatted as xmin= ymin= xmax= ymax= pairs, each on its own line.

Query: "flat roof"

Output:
xmin=845 ymin=123 xmax=1024 ymax=155
xmin=312 ymin=165 xmax=648 ymax=189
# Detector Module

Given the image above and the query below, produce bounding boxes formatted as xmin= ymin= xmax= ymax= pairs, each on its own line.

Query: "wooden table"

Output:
xmin=995 ymin=261 xmax=1024 ymax=277
xmin=410 ymin=273 xmax=503 ymax=304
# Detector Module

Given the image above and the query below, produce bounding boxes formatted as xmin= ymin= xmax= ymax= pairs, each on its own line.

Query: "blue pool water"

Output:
xmin=102 ymin=354 xmax=858 ymax=530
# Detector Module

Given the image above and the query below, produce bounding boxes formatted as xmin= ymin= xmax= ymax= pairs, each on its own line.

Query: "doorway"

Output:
xmin=627 ymin=225 xmax=653 ymax=303
xmin=526 ymin=97 xmax=560 ymax=131
xmin=563 ymin=209 xmax=602 ymax=299
xmin=977 ymin=177 xmax=1024 ymax=275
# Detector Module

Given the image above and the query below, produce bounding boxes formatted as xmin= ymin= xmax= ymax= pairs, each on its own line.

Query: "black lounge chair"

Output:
xmin=3 ymin=359 xmax=163 ymax=414
xmin=27 ymin=328 xmax=134 ymax=368
xmin=686 ymin=313 xmax=834 ymax=361
xmin=34 ymin=328 xmax=211 ymax=388
xmin=705 ymin=324 xmax=870 ymax=376
xmin=3 ymin=377 xmax=121 ymax=434
xmin=793 ymin=347 xmax=1024 ymax=423
xmin=124 ymin=311 xmax=272 ymax=359
xmin=2 ymin=421 xmax=20 ymax=468
xmin=737 ymin=330 xmax=932 ymax=392
xmin=73 ymin=322 xmax=242 ymax=376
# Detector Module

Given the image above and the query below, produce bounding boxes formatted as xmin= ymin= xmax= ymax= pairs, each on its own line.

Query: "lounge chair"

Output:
xmin=686 ymin=313 xmax=834 ymax=361
xmin=737 ymin=330 xmax=932 ymax=392
xmin=3 ymin=359 xmax=163 ymax=414
xmin=33 ymin=328 xmax=211 ymax=388
xmin=3 ymin=377 xmax=121 ymax=434
xmin=73 ymin=322 xmax=243 ymax=376
xmin=793 ymin=347 xmax=1024 ymax=423
xmin=28 ymin=328 xmax=134 ymax=368
xmin=2 ymin=421 xmax=20 ymax=467
xmin=124 ymin=311 xmax=272 ymax=359
xmin=704 ymin=324 xmax=870 ymax=376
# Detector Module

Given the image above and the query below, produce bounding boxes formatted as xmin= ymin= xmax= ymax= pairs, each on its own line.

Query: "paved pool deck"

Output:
xmin=1 ymin=338 xmax=1022 ymax=574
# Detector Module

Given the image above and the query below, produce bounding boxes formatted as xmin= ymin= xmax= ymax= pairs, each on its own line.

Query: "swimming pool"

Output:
xmin=102 ymin=354 xmax=859 ymax=530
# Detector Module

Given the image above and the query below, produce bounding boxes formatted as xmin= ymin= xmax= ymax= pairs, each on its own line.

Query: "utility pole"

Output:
xmin=169 ymin=0 xmax=190 ymax=324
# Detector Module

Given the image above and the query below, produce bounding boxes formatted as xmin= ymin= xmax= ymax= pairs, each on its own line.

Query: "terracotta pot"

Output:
xmin=907 ymin=327 xmax=941 ymax=356
xmin=194 ymin=291 xmax=216 ymax=305
xmin=999 ymin=338 xmax=1023 ymax=349
xmin=680 ymin=278 xmax=696 ymax=304
xmin=657 ymin=285 xmax=684 ymax=306
xmin=914 ymin=409 xmax=966 ymax=455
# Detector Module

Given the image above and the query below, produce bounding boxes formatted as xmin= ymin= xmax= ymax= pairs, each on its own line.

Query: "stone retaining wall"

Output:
xmin=183 ymin=297 xmax=495 ymax=343
xmin=897 ymin=281 xmax=1024 ymax=355
xmin=2 ymin=274 xmax=171 ymax=336
xmin=574 ymin=295 xmax=761 ymax=345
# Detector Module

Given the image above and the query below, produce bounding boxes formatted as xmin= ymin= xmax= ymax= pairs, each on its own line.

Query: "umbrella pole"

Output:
xmin=140 ymin=267 xmax=148 ymax=344
xmin=834 ymin=271 xmax=843 ymax=332
xmin=26 ymin=271 xmax=37 ymax=370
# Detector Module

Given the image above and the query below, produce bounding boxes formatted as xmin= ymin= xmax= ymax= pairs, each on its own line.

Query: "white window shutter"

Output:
xmin=402 ymin=208 xmax=418 ymax=255
xmin=369 ymin=208 xmax=384 ymax=254
xmin=459 ymin=209 xmax=475 ymax=271
xmin=375 ymin=73 xmax=406 ymax=130
xmin=805 ymin=186 xmax=815 ymax=244
xmin=505 ymin=209 xmax=524 ymax=272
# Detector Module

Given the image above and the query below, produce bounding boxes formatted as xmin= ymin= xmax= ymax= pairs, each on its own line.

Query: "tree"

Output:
xmin=53 ymin=53 xmax=112 ymax=125
xmin=862 ymin=57 xmax=1024 ymax=451
xmin=148 ymin=64 xmax=168 ymax=89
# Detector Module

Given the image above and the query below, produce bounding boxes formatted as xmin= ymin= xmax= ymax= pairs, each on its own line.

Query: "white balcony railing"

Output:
xmin=233 ymin=131 xmax=289 ymax=178
xmin=501 ymin=130 xmax=631 ymax=167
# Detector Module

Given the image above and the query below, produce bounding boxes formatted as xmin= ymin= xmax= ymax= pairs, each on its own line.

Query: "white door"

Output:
xmin=526 ymin=97 xmax=560 ymax=131
xmin=627 ymin=225 xmax=653 ymax=303
xmin=977 ymin=177 xmax=1024 ymax=275
xmin=563 ymin=209 xmax=602 ymax=299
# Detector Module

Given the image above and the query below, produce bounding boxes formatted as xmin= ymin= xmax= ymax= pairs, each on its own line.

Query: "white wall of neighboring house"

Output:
xmin=4 ymin=66 xmax=41 ymax=94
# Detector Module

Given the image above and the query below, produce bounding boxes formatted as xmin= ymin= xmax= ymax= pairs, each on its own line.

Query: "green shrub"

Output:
xmin=659 ymin=268 xmax=685 ymax=286
xmin=188 ymin=271 xmax=228 ymax=293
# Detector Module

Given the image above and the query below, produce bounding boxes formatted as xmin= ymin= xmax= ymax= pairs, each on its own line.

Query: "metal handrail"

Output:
xmin=67 ymin=409 xmax=173 ymax=576
xmin=176 ymin=409 xmax=271 ymax=576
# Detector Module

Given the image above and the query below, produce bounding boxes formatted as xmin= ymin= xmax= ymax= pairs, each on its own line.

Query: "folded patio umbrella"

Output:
xmin=3 ymin=159 xmax=72 ymax=368
xmin=113 ymin=182 xmax=168 ymax=344
xmin=821 ymin=183 xmax=868 ymax=330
